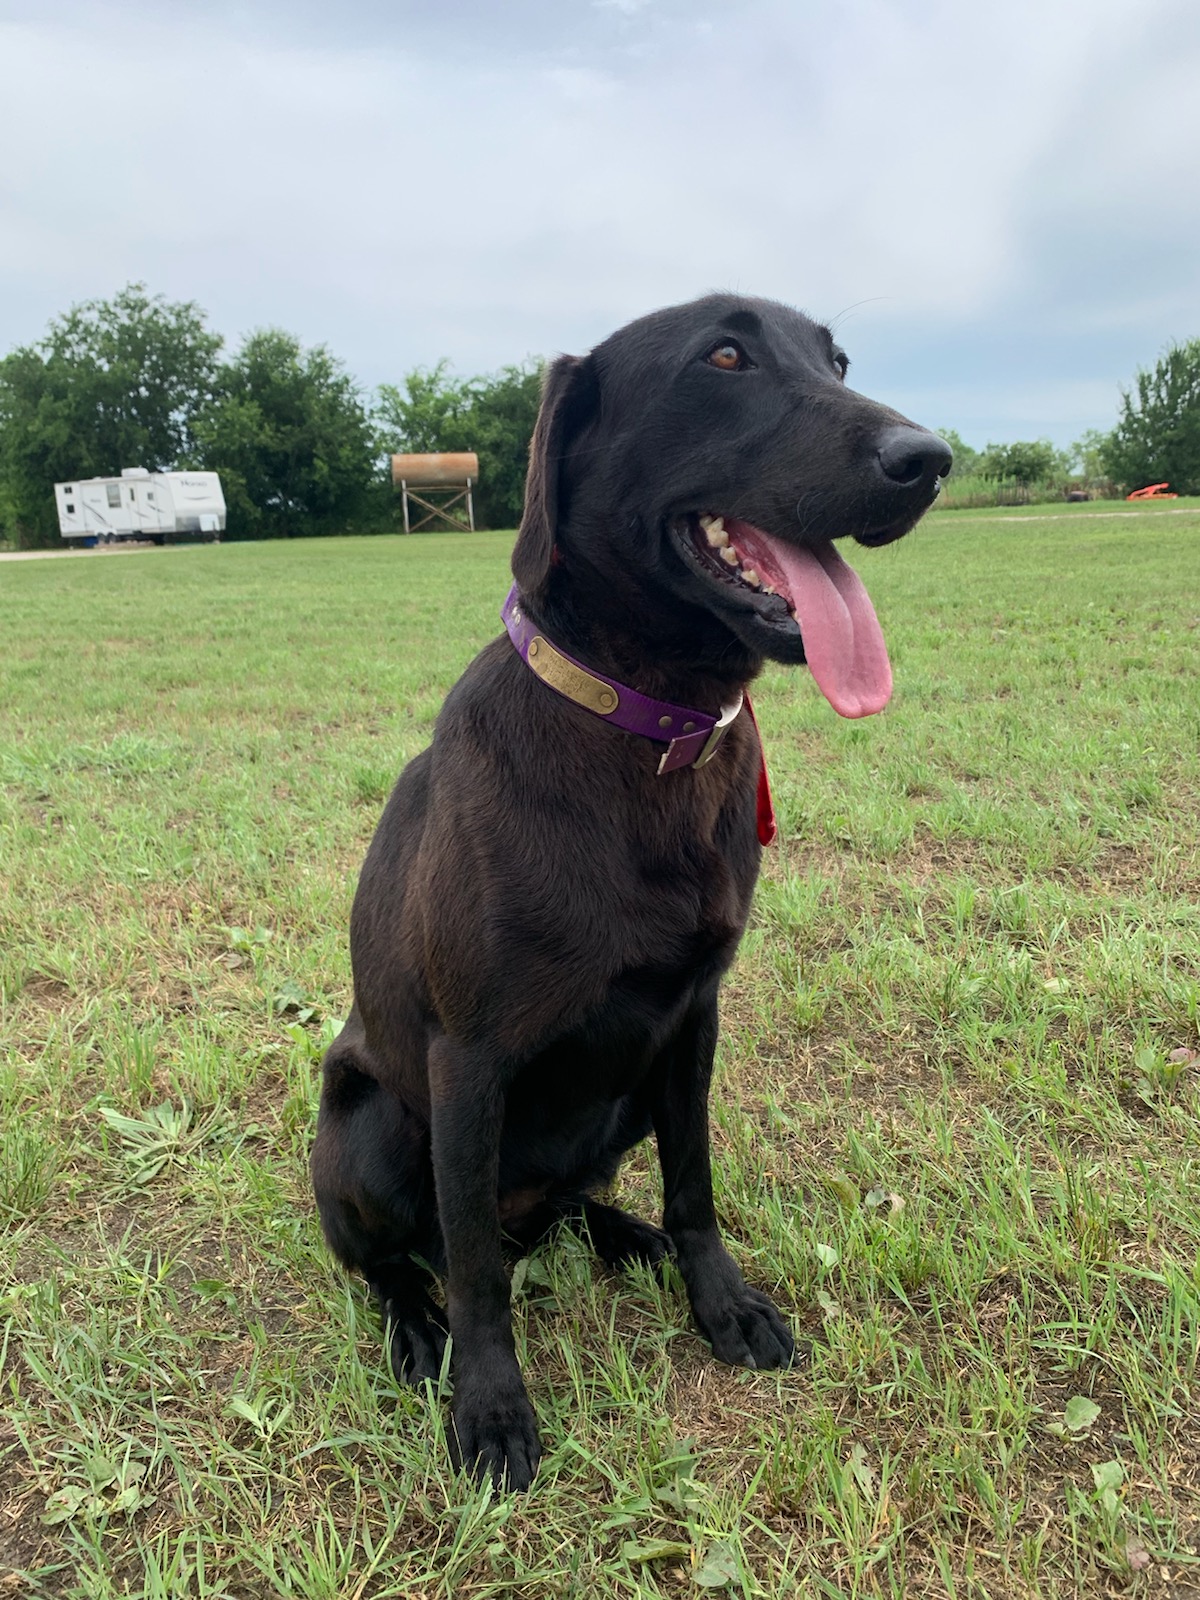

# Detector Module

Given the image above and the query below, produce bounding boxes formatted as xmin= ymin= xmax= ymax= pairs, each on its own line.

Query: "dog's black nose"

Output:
xmin=876 ymin=427 xmax=953 ymax=487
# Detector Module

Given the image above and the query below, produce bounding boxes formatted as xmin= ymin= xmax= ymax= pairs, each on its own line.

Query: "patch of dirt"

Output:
xmin=893 ymin=831 xmax=991 ymax=884
xmin=0 ymin=1431 xmax=51 ymax=1581
xmin=17 ymin=975 xmax=72 ymax=1011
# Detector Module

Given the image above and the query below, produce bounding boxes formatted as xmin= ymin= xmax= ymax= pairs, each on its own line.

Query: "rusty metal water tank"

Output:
xmin=390 ymin=452 xmax=479 ymax=487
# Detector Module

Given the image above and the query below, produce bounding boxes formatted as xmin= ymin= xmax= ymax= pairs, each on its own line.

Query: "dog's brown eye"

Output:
xmin=706 ymin=342 xmax=747 ymax=371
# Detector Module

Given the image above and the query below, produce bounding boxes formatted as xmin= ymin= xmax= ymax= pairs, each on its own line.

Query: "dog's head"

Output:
xmin=512 ymin=293 xmax=951 ymax=717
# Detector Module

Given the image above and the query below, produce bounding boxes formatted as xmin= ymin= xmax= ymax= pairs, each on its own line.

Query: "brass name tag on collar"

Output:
xmin=527 ymin=636 xmax=619 ymax=715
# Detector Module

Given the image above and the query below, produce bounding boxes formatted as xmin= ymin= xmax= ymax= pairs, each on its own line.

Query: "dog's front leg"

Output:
xmin=427 ymin=1035 xmax=541 ymax=1490
xmin=652 ymin=997 xmax=795 ymax=1370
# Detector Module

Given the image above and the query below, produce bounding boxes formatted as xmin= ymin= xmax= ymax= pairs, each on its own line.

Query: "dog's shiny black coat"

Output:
xmin=311 ymin=294 xmax=949 ymax=1490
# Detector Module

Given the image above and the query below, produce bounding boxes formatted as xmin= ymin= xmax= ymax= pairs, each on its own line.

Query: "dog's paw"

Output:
xmin=383 ymin=1296 xmax=449 ymax=1387
xmin=450 ymin=1386 xmax=542 ymax=1492
xmin=696 ymin=1286 xmax=795 ymax=1370
xmin=586 ymin=1203 xmax=674 ymax=1269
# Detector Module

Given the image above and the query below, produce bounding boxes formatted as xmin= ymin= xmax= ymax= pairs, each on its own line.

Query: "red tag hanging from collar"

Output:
xmin=743 ymin=694 xmax=777 ymax=846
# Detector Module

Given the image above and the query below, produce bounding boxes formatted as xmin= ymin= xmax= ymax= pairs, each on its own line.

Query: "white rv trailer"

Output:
xmin=55 ymin=468 xmax=226 ymax=544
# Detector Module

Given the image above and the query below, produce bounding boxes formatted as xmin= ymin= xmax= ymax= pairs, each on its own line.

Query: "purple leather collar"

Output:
xmin=501 ymin=583 xmax=743 ymax=775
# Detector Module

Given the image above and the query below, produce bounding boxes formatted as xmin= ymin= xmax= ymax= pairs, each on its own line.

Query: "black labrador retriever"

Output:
xmin=311 ymin=293 xmax=950 ymax=1490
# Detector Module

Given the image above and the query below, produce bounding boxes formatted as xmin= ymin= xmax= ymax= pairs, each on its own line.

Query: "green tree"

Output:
xmin=1068 ymin=428 xmax=1110 ymax=483
xmin=979 ymin=438 xmax=1066 ymax=486
xmin=0 ymin=284 xmax=221 ymax=546
xmin=374 ymin=361 xmax=471 ymax=455
xmin=374 ymin=359 xmax=543 ymax=529
xmin=193 ymin=330 xmax=376 ymax=538
xmin=936 ymin=428 xmax=981 ymax=478
xmin=467 ymin=363 xmax=544 ymax=529
xmin=1101 ymin=338 xmax=1200 ymax=494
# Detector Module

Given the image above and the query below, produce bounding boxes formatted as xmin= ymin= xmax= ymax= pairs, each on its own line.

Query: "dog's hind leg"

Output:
xmin=575 ymin=1093 xmax=673 ymax=1266
xmin=507 ymin=1195 xmax=672 ymax=1268
xmin=505 ymin=1095 xmax=671 ymax=1268
xmin=311 ymin=1030 xmax=447 ymax=1385
xmin=573 ymin=1198 xmax=673 ymax=1268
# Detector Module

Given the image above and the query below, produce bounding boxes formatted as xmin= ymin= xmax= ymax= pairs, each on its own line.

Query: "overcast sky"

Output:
xmin=2 ymin=0 xmax=1198 ymax=449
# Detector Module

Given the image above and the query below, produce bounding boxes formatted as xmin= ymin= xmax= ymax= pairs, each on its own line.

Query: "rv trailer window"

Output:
xmin=63 ymin=486 xmax=72 ymax=495
xmin=106 ymin=484 xmax=121 ymax=508
xmin=147 ymin=491 xmax=155 ymax=502
xmin=130 ymin=488 xmax=135 ymax=502
xmin=66 ymin=504 xmax=75 ymax=514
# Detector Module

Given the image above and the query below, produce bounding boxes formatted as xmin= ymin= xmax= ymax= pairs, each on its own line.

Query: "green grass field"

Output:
xmin=2 ymin=503 xmax=1199 ymax=1599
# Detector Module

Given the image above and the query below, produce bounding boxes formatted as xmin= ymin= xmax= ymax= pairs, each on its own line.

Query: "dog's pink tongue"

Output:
xmin=729 ymin=523 xmax=893 ymax=717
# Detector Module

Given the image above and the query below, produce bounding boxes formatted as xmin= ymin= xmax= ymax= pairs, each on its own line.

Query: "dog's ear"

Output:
xmin=512 ymin=353 xmax=597 ymax=601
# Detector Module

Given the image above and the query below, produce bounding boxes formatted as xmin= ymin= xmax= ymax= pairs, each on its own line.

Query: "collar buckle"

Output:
xmin=657 ymin=693 xmax=744 ymax=775
xmin=692 ymin=693 xmax=744 ymax=768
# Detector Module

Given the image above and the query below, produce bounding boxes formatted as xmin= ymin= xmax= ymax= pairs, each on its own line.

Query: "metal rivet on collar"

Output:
xmin=658 ymin=715 xmax=672 ymax=729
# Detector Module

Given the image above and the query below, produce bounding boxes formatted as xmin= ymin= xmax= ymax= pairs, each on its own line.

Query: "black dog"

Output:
xmin=311 ymin=293 xmax=950 ymax=1490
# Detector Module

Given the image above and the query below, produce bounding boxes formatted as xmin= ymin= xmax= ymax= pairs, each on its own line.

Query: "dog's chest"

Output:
xmin=631 ymin=802 xmax=756 ymax=944
xmin=560 ymin=780 xmax=757 ymax=1000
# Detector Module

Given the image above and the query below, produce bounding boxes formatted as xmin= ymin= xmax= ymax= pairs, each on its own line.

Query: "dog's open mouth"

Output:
xmin=679 ymin=513 xmax=893 ymax=718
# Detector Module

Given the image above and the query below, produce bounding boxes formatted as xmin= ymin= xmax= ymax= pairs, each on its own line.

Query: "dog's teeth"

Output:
xmin=742 ymin=568 xmax=760 ymax=587
xmin=708 ymin=516 xmax=725 ymax=534
xmin=719 ymin=545 xmax=738 ymax=566
xmin=762 ymin=582 xmax=776 ymax=595
xmin=698 ymin=513 xmax=714 ymax=530
xmin=705 ymin=525 xmax=730 ymax=549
